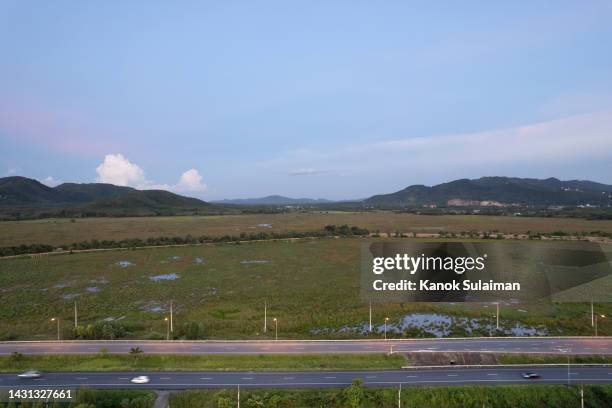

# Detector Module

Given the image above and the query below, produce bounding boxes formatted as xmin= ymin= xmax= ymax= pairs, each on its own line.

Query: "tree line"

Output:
xmin=0 ymin=224 xmax=370 ymax=257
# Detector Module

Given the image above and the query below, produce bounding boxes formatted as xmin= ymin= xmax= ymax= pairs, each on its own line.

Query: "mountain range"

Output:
xmin=0 ymin=176 xmax=211 ymax=216
xmin=1 ymin=176 xmax=611 ymax=218
xmin=364 ymin=177 xmax=612 ymax=207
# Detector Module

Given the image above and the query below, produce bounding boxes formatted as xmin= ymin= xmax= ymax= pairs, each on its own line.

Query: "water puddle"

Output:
xmin=240 ymin=260 xmax=271 ymax=265
xmin=149 ymin=273 xmax=179 ymax=282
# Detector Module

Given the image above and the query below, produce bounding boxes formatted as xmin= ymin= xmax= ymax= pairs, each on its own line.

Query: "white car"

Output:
xmin=130 ymin=376 xmax=150 ymax=384
xmin=18 ymin=370 xmax=42 ymax=379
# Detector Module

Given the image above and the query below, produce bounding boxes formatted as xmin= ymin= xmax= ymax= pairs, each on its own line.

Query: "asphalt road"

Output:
xmin=1 ymin=337 xmax=611 ymax=355
xmin=1 ymin=367 xmax=611 ymax=390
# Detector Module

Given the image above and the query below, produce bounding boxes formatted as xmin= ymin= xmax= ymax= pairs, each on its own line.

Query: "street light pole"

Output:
xmin=264 ymin=300 xmax=267 ymax=333
xmin=496 ymin=302 xmax=499 ymax=330
xmin=74 ymin=301 xmax=78 ymax=328
xmin=164 ymin=317 xmax=170 ymax=340
xmin=170 ymin=301 xmax=173 ymax=334
xmin=384 ymin=317 xmax=389 ymax=340
xmin=51 ymin=318 xmax=60 ymax=341
xmin=273 ymin=318 xmax=278 ymax=341
xmin=369 ymin=300 xmax=372 ymax=332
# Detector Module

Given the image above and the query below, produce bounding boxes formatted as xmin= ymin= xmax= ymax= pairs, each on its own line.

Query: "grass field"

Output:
xmin=0 ymin=237 xmax=610 ymax=340
xmin=3 ymin=212 xmax=612 ymax=247
xmin=0 ymin=353 xmax=404 ymax=372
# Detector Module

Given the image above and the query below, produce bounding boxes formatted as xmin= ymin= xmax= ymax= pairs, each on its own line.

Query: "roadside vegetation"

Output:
xmin=170 ymin=383 xmax=612 ymax=408
xmin=0 ymin=353 xmax=404 ymax=372
xmin=0 ymin=388 xmax=154 ymax=408
xmin=498 ymin=354 xmax=612 ymax=365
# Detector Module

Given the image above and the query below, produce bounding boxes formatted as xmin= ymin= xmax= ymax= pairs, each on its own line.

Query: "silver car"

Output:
xmin=18 ymin=370 xmax=42 ymax=379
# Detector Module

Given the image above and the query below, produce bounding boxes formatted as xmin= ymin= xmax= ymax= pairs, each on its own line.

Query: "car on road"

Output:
xmin=17 ymin=370 xmax=42 ymax=379
xmin=521 ymin=372 xmax=541 ymax=379
xmin=130 ymin=376 xmax=150 ymax=384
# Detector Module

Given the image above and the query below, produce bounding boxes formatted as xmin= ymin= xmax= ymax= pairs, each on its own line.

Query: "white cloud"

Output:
xmin=261 ymin=109 xmax=612 ymax=182
xmin=96 ymin=154 xmax=146 ymax=187
xmin=94 ymin=154 xmax=207 ymax=195
xmin=176 ymin=169 xmax=207 ymax=192
xmin=41 ymin=176 xmax=61 ymax=187
xmin=289 ymin=168 xmax=320 ymax=176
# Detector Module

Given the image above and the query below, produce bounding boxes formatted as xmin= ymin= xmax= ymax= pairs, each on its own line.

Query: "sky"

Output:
xmin=1 ymin=1 xmax=612 ymax=200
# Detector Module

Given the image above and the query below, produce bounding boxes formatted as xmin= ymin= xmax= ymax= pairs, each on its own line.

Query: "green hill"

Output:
xmin=364 ymin=177 xmax=612 ymax=208
xmin=0 ymin=176 xmax=215 ymax=218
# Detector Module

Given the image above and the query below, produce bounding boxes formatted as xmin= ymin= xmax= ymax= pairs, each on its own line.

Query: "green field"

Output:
xmin=3 ymin=212 xmax=612 ymax=247
xmin=0 ymin=237 xmax=610 ymax=340
xmin=0 ymin=353 xmax=403 ymax=373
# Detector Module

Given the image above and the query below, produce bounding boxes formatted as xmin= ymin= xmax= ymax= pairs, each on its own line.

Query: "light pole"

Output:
xmin=496 ymin=302 xmax=499 ymax=330
xmin=273 ymin=318 xmax=278 ymax=341
xmin=264 ymin=300 xmax=267 ymax=333
xmin=51 ymin=318 xmax=60 ymax=341
xmin=369 ymin=300 xmax=372 ymax=332
xmin=595 ymin=314 xmax=606 ymax=336
xmin=164 ymin=317 xmax=170 ymax=340
xmin=384 ymin=317 xmax=389 ymax=340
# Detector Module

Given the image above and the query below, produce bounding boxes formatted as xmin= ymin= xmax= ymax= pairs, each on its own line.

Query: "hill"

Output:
xmin=0 ymin=176 xmax=215 ymax=218
xmin=364 ymin=177 xmax=612 ymax=208
xmin=213 ymin=195 xmax=333 ymax=205
xmin=0 ymin=177 xmax=66 ymax=206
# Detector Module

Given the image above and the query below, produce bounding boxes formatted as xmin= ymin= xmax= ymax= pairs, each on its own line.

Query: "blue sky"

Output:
xmin=1 ymin=1 xmax=612 ymax=199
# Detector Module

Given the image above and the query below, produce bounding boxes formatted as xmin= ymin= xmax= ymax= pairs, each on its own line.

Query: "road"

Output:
xmin=1 ymin=367 xmax=611 ymax=390
xmin=1 ymin=337 xmax=611 ymax=355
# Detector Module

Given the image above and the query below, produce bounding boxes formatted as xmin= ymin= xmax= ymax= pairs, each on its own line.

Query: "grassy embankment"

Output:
xmin=0 ymin=353 xmax=404 ymax=372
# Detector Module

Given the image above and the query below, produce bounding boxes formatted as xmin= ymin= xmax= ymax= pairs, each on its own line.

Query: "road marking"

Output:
xmin=406 ymin=375 xmax=418 ymax=378
xmin=365 ymin=376 xmax=377 ymax=379
xmin=200 ymin=377 xmax=213 ymax=380
xmin=76 ymin=377 xmax=88 ymax=380
xmin=283 ymin=377 xmax=294 ymax=380
xmin=242 ymin=377 xmax=254 ymax=380
xmin=119 ymin=377 xmax=129 ymax=380
xmin=160 ymin=377 xmax=171 ymax=380
xmin=324 ymin=376 xmax=337 ymax=379
xmin=447 ymin=374 xmax=458 ymax=377
xmin=487 ymin=374 xmax=498 ymax=376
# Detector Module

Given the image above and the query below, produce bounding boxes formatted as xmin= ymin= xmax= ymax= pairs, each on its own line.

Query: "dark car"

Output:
xmin=522 ymin=372 xmax=541 ymax=379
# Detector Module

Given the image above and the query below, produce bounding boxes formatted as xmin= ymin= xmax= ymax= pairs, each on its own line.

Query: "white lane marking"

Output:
xmin=76 ymin=377 xmax=88 ymax=380
xmin=324 ymin=376 xmax=337 ymax=379
xmin=406 ymin=375 xmax=418 ymax=378
xmin=487 ymin=374 xmax=498 ymax=376
xmin=447 ymin=374 xmax=458 ymax=377
xmin=365 ymin=376 xmax=377 ymax=379
xmin=119 ymin=377 xmax=129 ymax=380
xmin=200 ymin=377 xmax=213 ymax=380
xmin=160 ymin=377 xmax=171 ymax=380
xmin=241 ymin=377 xmax=254 ymax=380
xmin=283 ymin=377 xmax=295 ymax=380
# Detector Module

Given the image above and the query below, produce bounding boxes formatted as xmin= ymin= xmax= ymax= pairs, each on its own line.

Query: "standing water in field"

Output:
xmin=149 ymin=273 xmax=179 ymax=282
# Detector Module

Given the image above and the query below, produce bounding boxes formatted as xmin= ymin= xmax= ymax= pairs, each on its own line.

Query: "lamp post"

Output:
xmin=164 ymin=317 xmax=170 ymax=340
xmin=496 ymin=302 xmax=499 ymax=330
xmin=384 ymin=317 xmax=389 ymax=340
xmin=273 ymin=318 xmax=278 ymax=341
xmin=596 ymin=314 xmax=606 ymax=336
xmin=50 ymin=318 xmax=60 ymax=341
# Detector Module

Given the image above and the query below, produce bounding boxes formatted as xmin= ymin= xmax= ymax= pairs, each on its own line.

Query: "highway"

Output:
xmin=1 ymin=337 xmax=611 ymax=355
xmin=1 ymin=367 xmax=612 ymax=390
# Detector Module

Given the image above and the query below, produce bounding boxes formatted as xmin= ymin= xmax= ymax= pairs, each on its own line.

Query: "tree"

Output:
xmin=344 ymin=379 xmax=365 ymax=408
